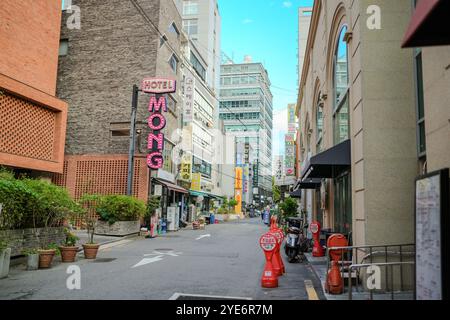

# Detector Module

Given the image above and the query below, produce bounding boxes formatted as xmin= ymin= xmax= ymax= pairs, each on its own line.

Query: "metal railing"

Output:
xmin=326 ymin=243 xmax=415 ymax=300
xmin=348 ymin=262 xmax=415 ymax=300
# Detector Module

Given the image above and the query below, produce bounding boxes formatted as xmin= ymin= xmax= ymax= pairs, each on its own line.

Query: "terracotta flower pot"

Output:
xmin=83 ymin=243 xmax=100 ymax=259
xmin=59 ymin=246 xmax=79 ymax=263
xmin=38 ymin=249 xmax=56 ymax=269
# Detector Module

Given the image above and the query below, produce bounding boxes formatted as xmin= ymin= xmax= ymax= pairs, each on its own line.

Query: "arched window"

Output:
xmin=316 ymin=93 xmax=324 ymax=153
xmin=333 ymin=26 xmax=350 ymax=145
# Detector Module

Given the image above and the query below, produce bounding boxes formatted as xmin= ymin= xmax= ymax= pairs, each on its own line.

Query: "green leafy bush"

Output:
xmin=0 ymin=169 xmax=82 ymax=230
xmin=279 ymin=197 xmax=299 ymax=219
xmin=90 ymin=195 xmax=146 ymax=225
xmin=63 ymin=228 xmax=79 ymax=247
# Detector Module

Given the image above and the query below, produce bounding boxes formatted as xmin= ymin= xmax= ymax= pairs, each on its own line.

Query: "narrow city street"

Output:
xmin=0 ymin=219 xmax=324 ymax=300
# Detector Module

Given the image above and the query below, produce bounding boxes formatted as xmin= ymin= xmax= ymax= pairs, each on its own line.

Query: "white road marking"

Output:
xmin=144 ymin=250 xmax=182 ymax=257
xmin=132 ymin=255 xmax=164 ymax=268
xmin=196 ymin=234 xmax=211 ymax=240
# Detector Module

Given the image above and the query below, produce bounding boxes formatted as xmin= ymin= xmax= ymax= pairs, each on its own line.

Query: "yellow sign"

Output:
xmin=235 ymin=167 xmax=243 ymax=190
xmin=191 ymin=173 xmax=201 ymax=191
xmin=235 ymin=190 xmax=242 ymax=214
xmin=181 ymin=154 xmax=192 ymax=182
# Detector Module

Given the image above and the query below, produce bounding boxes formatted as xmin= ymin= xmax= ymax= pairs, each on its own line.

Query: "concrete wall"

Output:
xmin=421 ymin=47 xmax=450 ymax=172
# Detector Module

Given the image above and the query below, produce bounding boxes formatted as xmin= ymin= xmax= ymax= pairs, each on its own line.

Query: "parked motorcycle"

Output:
xmin=284 ymin=217 xmax=309 ymax=263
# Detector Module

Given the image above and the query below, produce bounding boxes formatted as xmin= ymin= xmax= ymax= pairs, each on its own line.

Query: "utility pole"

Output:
xmin=127 ymin=84 xmax=140 ymax=196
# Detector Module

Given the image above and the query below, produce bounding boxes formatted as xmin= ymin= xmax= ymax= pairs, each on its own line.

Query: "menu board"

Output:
xmin=415 ymin=169 xmax=449 ymax=300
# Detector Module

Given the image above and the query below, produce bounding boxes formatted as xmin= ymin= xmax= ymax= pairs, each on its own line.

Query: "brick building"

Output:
xmin=55 ymin=0 xmax=186 ymax=209
xmin=0 ymin=0 xmax=68 ymax=175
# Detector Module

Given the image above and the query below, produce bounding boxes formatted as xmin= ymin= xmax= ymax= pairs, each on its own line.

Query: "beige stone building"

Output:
xmin=295 ymin=0 xmax=420 ymax=247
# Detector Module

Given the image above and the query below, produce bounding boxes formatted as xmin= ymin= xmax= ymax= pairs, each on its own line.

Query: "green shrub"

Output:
xmin=92 ymin=195 xmax=146 ymax=225
xmin=279 ymin=197 xmax=299 ymax=219
xmin=0 ymin=172 xmax=82 ymax=230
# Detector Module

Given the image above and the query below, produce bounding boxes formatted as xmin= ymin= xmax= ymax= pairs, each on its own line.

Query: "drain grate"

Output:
xmin=92 ymin=258 xmax=117 ymax=263
xmin=169 ymin=293 xmax=252 ymax=300
xmin=154 ymin=248 xmax=173 ymax=251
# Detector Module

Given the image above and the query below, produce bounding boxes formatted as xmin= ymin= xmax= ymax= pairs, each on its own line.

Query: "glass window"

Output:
xmin=169 ymin=54 xmax=178 ymax=73
xmin=414 ymin=49 xmax=426 ymax=156
xmin=183 ymin=1 xmax=198 ymax=15
xmin=190 ymin=52 xmax=206 ymax=81
xmin=168 ymin=23 xmax=180 ymax=37
xmin=163 ymin=142 xmax=174 ymax=173
xmin=59 ymin=39 xmax=69 ymax=56
xmin=333 ymin=26 xmax=350 ymax=145
xmin=316 ymin=96 xmax=324 ymax=152
xmin=183 ymin=19 xmax=198 ymax=37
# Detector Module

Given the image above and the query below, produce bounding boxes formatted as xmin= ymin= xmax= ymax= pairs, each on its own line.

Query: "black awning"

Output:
xmin=295 ymin=178 xmax=322 ymax=190
xmin=290 ymin=188 xmax=302 ymax=198
xmin=402 ymin=0 xmax=450 ymax=48
xmin=301 ymin=139 xmax=351 ymax=180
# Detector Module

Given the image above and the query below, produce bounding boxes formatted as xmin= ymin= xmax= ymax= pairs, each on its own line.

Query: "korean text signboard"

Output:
xmin=415 ymin=169 xmax=449 ymax=300
xmin=143 ymin=78 xmax=176 ymax=170
xmin=259 ymin=233 xmax=277 ymax=252
xmin=183 ymin=71 xmax=195 ymax=123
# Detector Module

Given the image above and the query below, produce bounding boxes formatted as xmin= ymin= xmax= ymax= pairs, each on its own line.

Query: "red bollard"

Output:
xmin=310 ymin=222 xmax=325 ymax=257
xmin=269 ymin=230 xmax=283 ymax=276
xmin=259 ymin=233 xmax=278 ymax=288
xmin=325 ymin=234 xmax=348 ymax=294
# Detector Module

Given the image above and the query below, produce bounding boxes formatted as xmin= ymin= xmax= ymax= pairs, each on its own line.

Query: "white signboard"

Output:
xmin=415 ymin=169 xmax=449 ymax=300
xmin=183 ymin=71 xmax=195 ymax=123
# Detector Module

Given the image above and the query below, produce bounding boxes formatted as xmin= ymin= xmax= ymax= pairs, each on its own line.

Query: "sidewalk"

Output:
xmin=304 ymin=253 xmax=414 ymax=300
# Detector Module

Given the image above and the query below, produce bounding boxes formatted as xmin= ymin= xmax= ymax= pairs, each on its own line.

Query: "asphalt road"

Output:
xmin=0 ymin=218 xmax=325 ymax=300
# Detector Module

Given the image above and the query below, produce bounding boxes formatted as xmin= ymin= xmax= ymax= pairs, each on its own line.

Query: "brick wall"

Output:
xmin=0 ymin=227 xmax=66 ymax=257
xmin=57 ymin=0 xmax=184 ymax=156
xmin=0 ymin=0 xmax=62 ymax=96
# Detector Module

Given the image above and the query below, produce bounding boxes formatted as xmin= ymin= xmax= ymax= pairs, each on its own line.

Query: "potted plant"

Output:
xmin=59 ymin=228 xmax=80 ymax=263
xmin=91 ymin=195 xmax=146 ymax=236
xmin=38 ymin=243 xmax=59 ymax=269
xmin=79 ymin=195 xmax=100 ymax=259
xmin=0 ymin=238 xmax=11 ymax=279
xmin=22 ymin=248 xmax=39 ymax=271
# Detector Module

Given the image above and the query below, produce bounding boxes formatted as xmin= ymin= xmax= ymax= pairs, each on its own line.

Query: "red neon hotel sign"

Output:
xmin=142 ymin=78 xmax=176 ymax=170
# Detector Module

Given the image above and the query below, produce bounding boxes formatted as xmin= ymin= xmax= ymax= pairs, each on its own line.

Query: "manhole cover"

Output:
xmin=92 ymin=258 xmax=117 ymax=263
xmin=154 ymin=248 xmax=173 ymax=251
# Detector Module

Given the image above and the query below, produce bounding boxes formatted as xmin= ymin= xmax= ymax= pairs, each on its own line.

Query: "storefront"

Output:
xmin=188 ymin=190 xmax=223 ymax=221
xmin=151 ymin=177 xmax=188 ymax=231
xmin=300 ymin=140 xmax=352 ymax=239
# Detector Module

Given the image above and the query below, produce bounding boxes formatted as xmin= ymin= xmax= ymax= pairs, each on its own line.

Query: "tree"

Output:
xmin=228 ymin=198 xmax=238 ymax=213
xmin=272 ymin=177 xmax=281 ymax=203
xmin=279 ymin=197 xmax=299 ymax=219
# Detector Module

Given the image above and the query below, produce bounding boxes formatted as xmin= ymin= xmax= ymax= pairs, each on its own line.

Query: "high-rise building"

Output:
xmin=0 ymin=0 xmax=68 ymax=176
xmin=181 ymin=0 xmax=221 ymax=95
xmin=219 ymin=61 xmax=273 ymax=204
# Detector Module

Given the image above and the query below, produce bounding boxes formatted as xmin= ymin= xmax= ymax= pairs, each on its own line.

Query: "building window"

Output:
xmin=414 ymin=48 xmax=426 ymax=157
xmin=183 ymin=1 xmax=198 ymax=15
xmin=169 ymin=54 xmax=179 ymax=73
xmin=163 ymin=141 xmax=174 ymax=173
xmin=333 ymin=25 xmax=350 ymax=145
xmin=168 ymin=22 xmax=180 ymax=38
xmin=59 ymin=39 xmax=69 ymax=56
xmin=316 ymin=94 xmax=324 ymax=153
xmin=183 ymin=19 xmax=198 ymax=37
xmin=190 ymin=52 xmax=206 ymax=81
xmin=160 ymin=34 xmax=168 ymax=48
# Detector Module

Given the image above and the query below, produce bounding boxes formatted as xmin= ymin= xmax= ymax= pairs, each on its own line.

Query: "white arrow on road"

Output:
xmin=132 ymin=255 xmax=164 ymax=268
xmin=144 ymin=250 xmax=182 ymax=257
xmin=196 ymin=234 xmax=211 ymax=240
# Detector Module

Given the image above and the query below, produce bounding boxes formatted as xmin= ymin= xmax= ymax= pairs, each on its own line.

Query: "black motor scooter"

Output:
xmin=284 ymin=217 xmax=309 ymax=263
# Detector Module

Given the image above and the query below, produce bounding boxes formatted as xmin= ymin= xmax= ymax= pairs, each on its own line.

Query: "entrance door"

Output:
xmin=334 ymin=173 xmax=352 ymax=235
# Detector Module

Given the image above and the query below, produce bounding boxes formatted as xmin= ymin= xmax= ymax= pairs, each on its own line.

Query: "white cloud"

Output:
xmin=282 ymin=1 xmax=292 ymax=8
xmin=242 ymin=18 xmax=254 ymax=24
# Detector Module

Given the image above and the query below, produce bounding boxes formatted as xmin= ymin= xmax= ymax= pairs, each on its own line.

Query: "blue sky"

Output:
xmin=218 ymin=0 xmax=314 ymax=156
